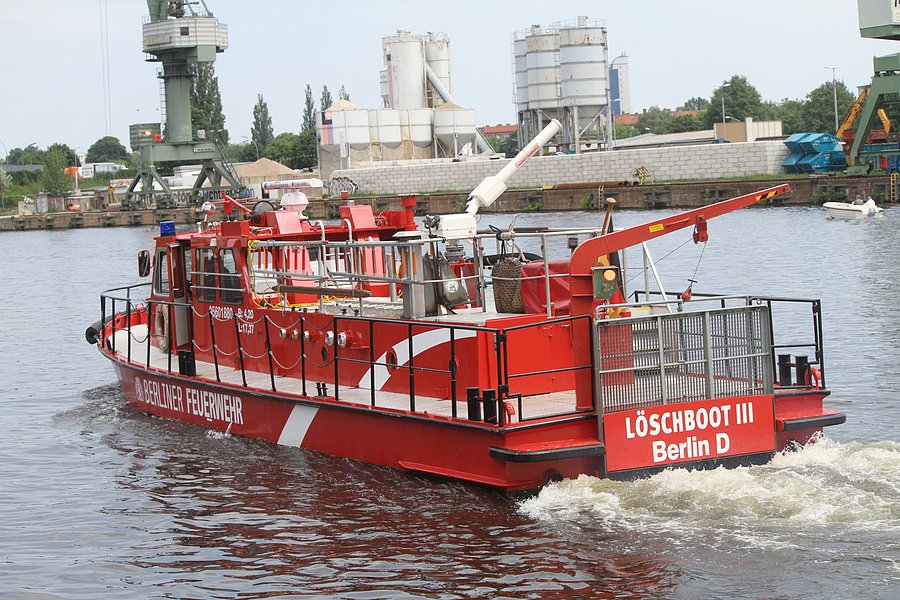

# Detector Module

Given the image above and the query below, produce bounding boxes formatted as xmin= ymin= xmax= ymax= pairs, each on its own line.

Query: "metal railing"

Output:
xmin=97 ymin=284 xmax=596 ymax=428
xmin=594 ymin=300 xmax=773 ymax=413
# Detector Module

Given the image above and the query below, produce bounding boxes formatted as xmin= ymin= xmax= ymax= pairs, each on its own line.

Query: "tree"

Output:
xmin=339 ymin=85 xmax=350 ymax=101
xmin=265 ymin=132 xmax=318 ymax=170
xmin=680 ymin=96 xmax=710 ymax=111
xmin=6 ymin=145 xmax=45 ymax=166
xmin=772 ymin=98 xmax=805 ymax=134
xmin=671 ymin=113 xmax=703 ymax=133
xmin=703 ymin=76 xmax=763 ymax=128
xmin=487 ymin=134 xmax=517 ymax=155
xmin=802 ymin=80 xmax=855 ymax=134
xmin=265 ymin=133 xmax=302 ymax=169
xmin=614 ymin=123 xmax=640 ymax=139
xmin=86 ymin=136 xmax=129 ymax=163
xmin=227 ymin=142 xmax=258 ymax=163
xmin=320 ymin=85 xmax=333 ymax=111
xmin=251 ymin=94 xmax=274 ymax=150
xmin=47 ymin=143 xmax=77 ymax=167
xmin=0 ymin=169 xmax=11 ymax=210
xmin=297 ymin=131 xmax=317 ymax=169
xmin=637 ymin=106 xmax=677 ymax=134
xmin=42 ymin=146 xmax=71 ymax=197
xmin=302 ymin=84 xmax=316 ymax=134
xmin=191 ymin=63 xmax=229 ymax=144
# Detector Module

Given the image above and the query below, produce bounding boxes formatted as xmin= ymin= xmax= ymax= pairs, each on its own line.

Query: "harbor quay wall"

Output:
xmin=330 ymin=141 xmax=792 ymax=196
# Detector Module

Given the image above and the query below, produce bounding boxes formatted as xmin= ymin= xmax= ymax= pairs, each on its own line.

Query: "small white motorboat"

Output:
xmin=823 ymin=199 xmax=884 ymax=219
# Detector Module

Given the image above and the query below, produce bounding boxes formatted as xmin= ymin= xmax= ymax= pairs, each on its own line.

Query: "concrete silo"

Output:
xmin=433 ymin=102 xmax=476 ymax=157
xmin=559 ymin=17 xmax=609 ymax=151
xmin=513 ymin=17 xmax=621 ymax=153
xmin=316 ymin=99 xmax=371 ymax=178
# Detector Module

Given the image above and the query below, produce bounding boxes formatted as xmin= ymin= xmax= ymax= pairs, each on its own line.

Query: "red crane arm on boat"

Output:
xmin=220 ymin=193 xmax=252 ymax=216
xmin=568 ymin=184 xmax=791 ymax=316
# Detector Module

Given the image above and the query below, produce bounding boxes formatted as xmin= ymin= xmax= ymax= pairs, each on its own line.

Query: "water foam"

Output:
xmin=520 ymin=437 xmax=900 ymax=548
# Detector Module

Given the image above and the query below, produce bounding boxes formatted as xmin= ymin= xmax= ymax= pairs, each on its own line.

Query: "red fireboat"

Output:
xmin=87 ymin=120 xmax=844 ymax=491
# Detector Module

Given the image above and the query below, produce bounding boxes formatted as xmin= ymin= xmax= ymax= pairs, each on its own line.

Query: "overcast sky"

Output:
xmin=2 ymin=0 xmax=899 ymax=155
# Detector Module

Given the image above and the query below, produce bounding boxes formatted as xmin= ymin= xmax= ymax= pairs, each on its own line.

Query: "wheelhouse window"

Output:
xmin=195 ymin=248 xmax=216 ymax=304
xmin=219 ymin=248 xmax=243 ymax=305
xmin=153 ymin=248 xmax=170 ymax=296
xmin=248 ymin=247 xmax=278 ymax=294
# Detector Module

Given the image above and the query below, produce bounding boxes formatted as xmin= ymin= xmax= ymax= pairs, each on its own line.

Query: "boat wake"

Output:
xmin=520 ymin=436 xmax=900 ymax=550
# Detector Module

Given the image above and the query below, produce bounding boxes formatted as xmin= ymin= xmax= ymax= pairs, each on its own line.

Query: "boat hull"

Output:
xmin=108 ymin=354 xmax=841 ymax=490
xmin=112 ymin=358 xmax=602 ymax=491
xmin=823 ymin=201 xmax=884 ymax=219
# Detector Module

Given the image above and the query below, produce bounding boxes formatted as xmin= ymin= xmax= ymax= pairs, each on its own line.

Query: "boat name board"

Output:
xmin=603 ymin=395 xmax=775 ymax=472
xmin=134 ymin=376 xmax=244 ymax=425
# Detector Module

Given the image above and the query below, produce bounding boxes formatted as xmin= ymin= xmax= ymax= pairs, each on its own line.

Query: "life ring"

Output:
xmin=154 ymin=305 xmax=169 ymax=353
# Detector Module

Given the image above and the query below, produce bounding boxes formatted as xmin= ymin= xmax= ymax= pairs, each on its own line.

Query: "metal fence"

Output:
xmin=594 ymin=304 xmax=772 ymax=413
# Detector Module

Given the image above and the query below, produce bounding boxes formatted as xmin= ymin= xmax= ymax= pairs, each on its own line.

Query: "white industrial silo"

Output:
xmin=513 ymin=34 xmax=530 ymax=115
xmin=525 ymin=25 xmax=560 ymax=112
xmin=383 ymin=30 xmax=427 ymax=109
xmin=369 ymin=109 xmax=402 ymax=161
xmin=401 ymin=108 xmax=434 ymax=159
xmin=424 ymin=33 xmax=452 ymax=103
xmin=316 ymin=99 xmax=370 ymax=178
xmin=433 ymin=102 xmax=476 ymax=157
xmin=559 ymin=17 xmax=608 ymax=150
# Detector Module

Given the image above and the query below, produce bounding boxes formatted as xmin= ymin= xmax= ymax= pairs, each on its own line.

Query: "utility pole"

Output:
xmin=720 ymin=82 xmax=732 ymax=140
xmin=825 ymin=66 xmax=841 ymax=133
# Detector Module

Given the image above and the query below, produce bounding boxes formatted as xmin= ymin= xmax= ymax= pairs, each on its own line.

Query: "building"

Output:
xmin=512 ymin=17 xmax=630 ymax=153
xmin=480 ymin=124 xmax=518 ymax=139
xmin=316 ymin=31 xmax=493 ymax=179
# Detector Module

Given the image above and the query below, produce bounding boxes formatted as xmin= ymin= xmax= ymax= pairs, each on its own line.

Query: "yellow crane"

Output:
xmin=837 ymin=87 xmax=891 ymax=140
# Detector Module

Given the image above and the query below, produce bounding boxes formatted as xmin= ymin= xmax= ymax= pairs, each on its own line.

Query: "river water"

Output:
xmin=1 ymin=205 xmax=898 ymax=599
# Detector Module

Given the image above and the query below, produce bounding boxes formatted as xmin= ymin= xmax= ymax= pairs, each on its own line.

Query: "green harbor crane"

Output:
xmin=848 ymin=0 xmax=900 ymax=175
xmin=124 ymin=0 xmax=243 ymax=209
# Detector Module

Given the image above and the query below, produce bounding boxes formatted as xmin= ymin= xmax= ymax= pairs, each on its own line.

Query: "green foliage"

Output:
xmin=191 ymin=64 xmax=229 ymax=144
xmin=811 ymin=185 xmax=847 ymax=205
xmin=6 ymin=145 xmax=45 ymax=166
xmin=47 ymin=143 xmax=77 ymax=167
xmin=86 ymin=136 xmax=129 ymax=163
xmin=339 ymin=85 xmax=350 ymax=101
xmin=637 ymin=106 xmax=675 ymax=134
xmin=296 ymin=131 xmax=318 ymax=169
xmin=774 ymin=98 xmax=805 ymax=134
xmin=802 ymin=81 xmax=855 ymax=135
xmin=0 ymin=169 xmax=11 ymax=207
xmin=42 ymin=146 xmax=71 ymax=197
xmin=487 ymin=134 xmax=518 ymax=155
xmin=637 ymin=107 xmax=702 ymax=135
xmin=251 ymin=94 xmax=274 ymax=149
xmin=302 ymin=85 xmax=316 ymax=134
xmin=614 ymin=123 xmax=640 ymax=139
xmin=228 ymin=142 xmax=259 ymax=163
xmin=703 ymin=76 xmax=763 ymax=127
xmin=320 ymin=85 xmax=333 ymax=111
xmin=680 ymin=96 xmax=710 ymax=111
xmin=265 ymin=131 xmax=318 ymax=170
xmin=671 ymin=113 xmax=703 ymax=133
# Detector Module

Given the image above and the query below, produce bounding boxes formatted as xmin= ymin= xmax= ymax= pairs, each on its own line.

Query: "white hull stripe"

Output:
xmin=277 ymin=404 xmax=319 ymax=447
xmin=358 ymin=328 xmax=477 ymax=391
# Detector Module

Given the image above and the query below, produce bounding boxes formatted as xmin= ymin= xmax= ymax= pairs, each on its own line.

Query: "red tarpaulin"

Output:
xmin=520 ymin=260 xmax=571 ymax=314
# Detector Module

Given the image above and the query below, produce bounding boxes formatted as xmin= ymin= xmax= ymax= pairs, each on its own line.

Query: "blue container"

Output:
xmin=160 ymin=221 xmax=176 ymax=237
xmin=798 ymin=132 xmax=841 ymax=154
xmin=783 ymin=133 xmax=808 ymax=154
xmin=782 ymin=152 xmax=805 ymax=173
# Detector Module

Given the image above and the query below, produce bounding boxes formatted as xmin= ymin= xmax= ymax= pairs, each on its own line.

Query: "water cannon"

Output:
xmin=466 ymin=118 xmax=562 ymax=215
